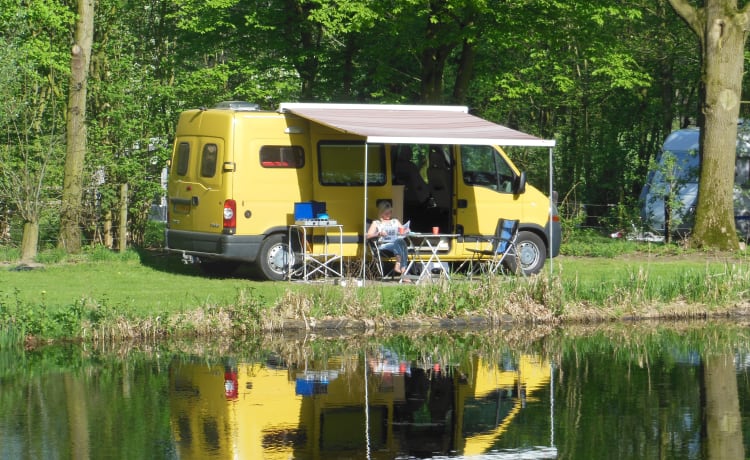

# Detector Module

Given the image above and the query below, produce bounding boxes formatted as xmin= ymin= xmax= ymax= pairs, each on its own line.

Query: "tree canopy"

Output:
xmin=1 ymin=0 xmax=748 ymax=251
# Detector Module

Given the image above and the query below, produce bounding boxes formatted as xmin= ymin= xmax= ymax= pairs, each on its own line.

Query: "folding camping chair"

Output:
xmin=367 ymin=239 xmax=398 ymax=280
xmin=464 ymin=218 xmax=520 ymax=276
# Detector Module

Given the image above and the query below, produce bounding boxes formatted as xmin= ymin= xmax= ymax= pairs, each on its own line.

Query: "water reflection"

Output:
xmin=1 ymin=322 xmax=750 ymax=459
xmin=169 ymin=348 xmax=553 ymax=459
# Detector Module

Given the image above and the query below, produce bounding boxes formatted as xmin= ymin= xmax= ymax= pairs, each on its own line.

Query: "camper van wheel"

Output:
xmin=257 ymin=234 xmax=291 ymax=281
xmin=507 ymin=231 xmax=545 ymax=275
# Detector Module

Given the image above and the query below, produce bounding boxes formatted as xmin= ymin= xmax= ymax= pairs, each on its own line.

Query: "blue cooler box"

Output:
xmin=294 ymin=201 xmax=327 ymax=220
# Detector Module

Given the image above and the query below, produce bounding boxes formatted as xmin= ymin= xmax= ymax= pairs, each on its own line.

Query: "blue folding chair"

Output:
xmin=465 ymin=219 xmax=520 ymax=276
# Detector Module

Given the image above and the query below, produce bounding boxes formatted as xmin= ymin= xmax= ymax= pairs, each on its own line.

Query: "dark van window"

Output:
xmin=318 ymin=142 xmax=385 ymax=186
xmin=200 ymin=144 xmax=218 ymax=177
xmin=175 ymin=142 xmax=190 ymax=176
xmin=260 ymin=146 xmax=305 ymax=168
xmin=461 ymin=145 xmax=516 ymax=193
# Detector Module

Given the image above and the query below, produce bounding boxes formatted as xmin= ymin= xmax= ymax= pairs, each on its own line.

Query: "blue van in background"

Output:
xmin=639 ymin=125 xmax=750 ymax=240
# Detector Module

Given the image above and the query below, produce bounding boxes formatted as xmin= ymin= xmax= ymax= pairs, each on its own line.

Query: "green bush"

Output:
xmin=0 ymin=246 xmax=20 ymax=262
xmin=143 ymin=220 xmax=166 ymax=248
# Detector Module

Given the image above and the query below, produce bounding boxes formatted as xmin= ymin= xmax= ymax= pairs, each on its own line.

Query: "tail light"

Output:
xmin=224 ymin=369 xmax=238 ymax=400
xmin=223 ymin=199 xmax=236 ymax=233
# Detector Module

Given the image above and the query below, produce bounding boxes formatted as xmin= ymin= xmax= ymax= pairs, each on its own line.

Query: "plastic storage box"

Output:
xmin=294 ymin=201 xmax=327 ymax=220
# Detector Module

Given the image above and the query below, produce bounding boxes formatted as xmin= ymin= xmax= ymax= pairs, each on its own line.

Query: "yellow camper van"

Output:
xmin=166 ymin=102 xmax=560 ymax=280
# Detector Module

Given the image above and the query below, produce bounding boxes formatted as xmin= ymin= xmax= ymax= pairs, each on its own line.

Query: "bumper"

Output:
xmin=165 ymin=229 xmax=264 ymax=262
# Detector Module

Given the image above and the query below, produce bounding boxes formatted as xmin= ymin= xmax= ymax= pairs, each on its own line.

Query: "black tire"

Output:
xmin=256 ymin=233 xmax=291 ymax=281
xmin=506 ymin=231 xmax=546 ymax=275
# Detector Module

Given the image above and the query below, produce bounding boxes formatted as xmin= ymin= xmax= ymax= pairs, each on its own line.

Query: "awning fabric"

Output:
xmin=278 ymin=102 xmax=555 ymax=147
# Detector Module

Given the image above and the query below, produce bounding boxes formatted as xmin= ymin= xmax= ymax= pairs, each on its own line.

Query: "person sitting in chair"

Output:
xmin=367 ymin=201 xmax=409 ymax=275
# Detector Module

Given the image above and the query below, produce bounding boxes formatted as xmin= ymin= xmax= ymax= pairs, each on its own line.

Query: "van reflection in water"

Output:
xmin=168 ymin=350 xmax=553 ymax=459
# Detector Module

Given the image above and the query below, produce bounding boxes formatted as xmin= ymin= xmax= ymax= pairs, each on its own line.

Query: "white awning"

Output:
xmin=278 ymin=102 xmax=555 ymax=147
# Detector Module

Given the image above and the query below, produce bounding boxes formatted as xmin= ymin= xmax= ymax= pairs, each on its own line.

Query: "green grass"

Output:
xmin=1 ymin=236 xmax=749 ymax=344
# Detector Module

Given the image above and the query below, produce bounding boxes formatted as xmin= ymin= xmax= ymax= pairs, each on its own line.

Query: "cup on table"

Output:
xmin=432 ymin=226 xmax=439 ymax=235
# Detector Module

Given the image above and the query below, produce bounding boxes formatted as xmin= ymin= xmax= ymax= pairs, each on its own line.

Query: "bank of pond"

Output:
xmin=1 ymin=320 xmax=749 ymax=459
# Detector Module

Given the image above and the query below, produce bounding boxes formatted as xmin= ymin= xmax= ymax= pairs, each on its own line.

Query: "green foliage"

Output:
xmin=0 ymin=288 xmax=81 ymax=340
xmin=35 ymin=247 xmax=68 ymax=264
xmin=0 ymin=246 xmax=20 ymax=262
xmin=143 ymin=221 xmax=166 ymax=248
xmin=559 ymin=227 xmax=689 ymax=257
xmin=644 ymin=149 xmax=698 ymax=237
xmin=561 ymin=228 xmax=636 ymax=257
xmin=0 ymin=0 xmax=741 ymax=256
xmin=382 ymin=287 xmax=419 ymax=316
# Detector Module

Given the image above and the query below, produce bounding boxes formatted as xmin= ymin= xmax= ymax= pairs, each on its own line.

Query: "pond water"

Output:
xmin=1 ymin=320 xmax=749 ymax=459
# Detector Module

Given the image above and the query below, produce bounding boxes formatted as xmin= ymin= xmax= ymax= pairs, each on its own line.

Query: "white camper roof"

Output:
xmin=278 ymin=102 xmax=555 ymax=147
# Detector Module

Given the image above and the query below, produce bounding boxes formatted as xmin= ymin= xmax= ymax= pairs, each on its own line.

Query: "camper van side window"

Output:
xmin=200 ymin=144 xmax=218 ymax=177
xmin=175 ymin=142 xmax=190 ymax=176
xmin=259 ymin=146 xmax=305 ymax=168
xmin=461 ymin=145 xmax=515 ymax=193
xmin=318 ymin=142 xmax=385 ymax=186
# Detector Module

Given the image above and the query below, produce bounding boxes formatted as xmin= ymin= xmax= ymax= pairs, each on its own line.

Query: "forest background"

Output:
xmin=0 ymin=0 xmax=740 ymax=253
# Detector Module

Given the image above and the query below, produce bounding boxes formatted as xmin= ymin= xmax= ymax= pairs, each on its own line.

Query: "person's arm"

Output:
xmin=367 ymin=220 xmax=382 ymax=239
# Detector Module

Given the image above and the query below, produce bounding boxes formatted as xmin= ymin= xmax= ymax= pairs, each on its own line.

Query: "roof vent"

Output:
xmin=213 ymin=101 xmax=261 ymax=111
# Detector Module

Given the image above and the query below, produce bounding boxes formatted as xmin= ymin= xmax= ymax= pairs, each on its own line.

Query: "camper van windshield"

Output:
xmin=318 ymin=142 xmax=386 ymax=186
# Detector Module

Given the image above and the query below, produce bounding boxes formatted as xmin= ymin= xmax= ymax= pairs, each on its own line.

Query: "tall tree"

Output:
xmin=668 ymin=0 xmax=750 ymax=250
xmin=0 ymin=1 xmax=71 ymax=261
xmin=59 ymin=0 xmax=95 ymax=253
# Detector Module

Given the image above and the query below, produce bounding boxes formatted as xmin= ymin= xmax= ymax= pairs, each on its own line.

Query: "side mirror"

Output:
xmin=514 ymin=171 xmax=527 ymax=194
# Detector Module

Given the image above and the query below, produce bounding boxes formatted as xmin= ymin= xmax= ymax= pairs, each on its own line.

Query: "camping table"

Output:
xmin=288 ymin=223 xmax=344 ymax=281
xmin=402 ymin=232 xmax=459 ymax=284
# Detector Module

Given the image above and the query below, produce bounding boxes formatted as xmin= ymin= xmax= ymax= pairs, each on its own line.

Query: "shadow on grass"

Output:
xmin=133 ymin=246 xmax=261 ymax=280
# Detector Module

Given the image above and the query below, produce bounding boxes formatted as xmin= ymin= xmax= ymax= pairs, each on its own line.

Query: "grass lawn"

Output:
xmin=556 ymin=251 xmax=750 ymax=279
xmin=0 ymin=251 xmax=296 ymax=315
xmin=1 ymin=245 xmax=747 ymax=314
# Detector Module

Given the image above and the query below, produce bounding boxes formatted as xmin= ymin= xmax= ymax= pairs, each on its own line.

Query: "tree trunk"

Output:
xmin=103 ymin=209 xmax=113 ymax=248
xmin=420 ymin=43 xmax=451 ymax=103
xmin=64 ymin=373 xmax=90 ymax=460
xmin=703 ymin=353 xmax=745 ymax=459
xmin=451 ymin=38 xmax=475 ymax=105
xmin=20 ymin=221 xmax=39 ymax=263
xmin=119 ymin=183 xmax=128 ymax=252
xmin=59 ymin=0 xmax=94 ymax=253
xmin=668 ymin=0 xmax=750 ymax=250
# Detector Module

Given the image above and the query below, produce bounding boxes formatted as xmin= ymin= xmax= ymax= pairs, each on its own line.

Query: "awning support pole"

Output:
xmin=361 ymin=143 xmax=370 ymax=284
xmin=549 ymin=146 xmax=554 ymax=279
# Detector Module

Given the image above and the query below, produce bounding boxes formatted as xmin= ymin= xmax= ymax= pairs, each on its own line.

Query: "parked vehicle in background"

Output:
xmin=165 ymin=102 xmax=560 ymax=280
xmin=640 ymin=124 xmax=750 ymax=241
